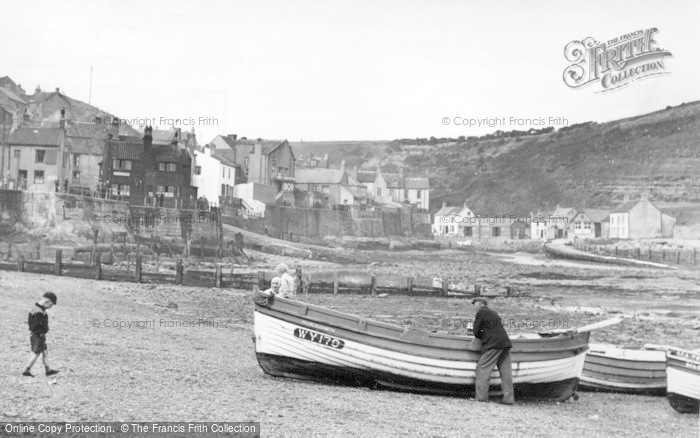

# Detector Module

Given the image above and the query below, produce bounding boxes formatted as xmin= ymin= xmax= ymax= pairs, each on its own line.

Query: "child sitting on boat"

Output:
xmin=275 ymin=263 xmax=296 ymax=298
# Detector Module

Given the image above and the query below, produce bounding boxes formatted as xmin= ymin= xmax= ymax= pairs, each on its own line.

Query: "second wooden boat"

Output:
xmin=666 ymin=347 xmax=700 ymax=413
xmin=579 ymin=343 xmax=666 ymax=395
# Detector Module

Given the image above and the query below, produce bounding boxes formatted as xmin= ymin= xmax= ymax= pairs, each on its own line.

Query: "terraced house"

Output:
xmin=101 ymin=126 xmax=196 ymax=204
xmin=6 ymin=125 xmax=67 ymax=190
xmin=192 ymin=143 xmax=240 ymax=205
xmin=374 ymin=168 xmax=430 ymax=210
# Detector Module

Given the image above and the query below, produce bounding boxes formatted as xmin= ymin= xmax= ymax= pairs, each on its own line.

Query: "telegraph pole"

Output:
xmin=0 ymin=111 xmax=6 ymax=188
xmin=89 ymin=66 xmax=93 ymax=105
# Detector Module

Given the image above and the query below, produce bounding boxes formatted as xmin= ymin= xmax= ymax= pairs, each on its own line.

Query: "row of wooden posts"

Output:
xmin=0 ymin=250 xmax=508 ymax=298
xmin=579 ymin=242 xmax=700 ymax=266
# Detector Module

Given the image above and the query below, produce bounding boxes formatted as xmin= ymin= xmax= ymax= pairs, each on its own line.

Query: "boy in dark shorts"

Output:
xmin=23 ymin=292 xmax=59 ymax=377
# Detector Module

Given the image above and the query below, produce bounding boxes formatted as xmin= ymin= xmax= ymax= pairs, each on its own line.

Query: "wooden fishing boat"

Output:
xmin=579 ymin=344 xmax=666 ymax=395
xmin=252 ymin=289 xmax=593 ymax=401
xmin=543 ymin=243 xmax=672 ymax=269
xmin=666 ymin=347 xmax=700 ymax=413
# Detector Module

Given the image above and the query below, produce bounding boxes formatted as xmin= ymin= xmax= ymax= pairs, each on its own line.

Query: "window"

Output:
xmin=228 ymin=168 xmax=231 ymax=179
xmin=584 ymin=222 xmax=591 ymax=230
xmin=35 ymin=150 xmax=45 ymax=163
xmin=72 ymin=171 xmax=80 ymax=181
xmin=194 ymin=166 xmax=202 ymax=175
xmin=221 ymin=184 xmax=226 ymax=196
xmin=417 ymin=190 xmax=421 ymax=199
xmin=73 ymin=154 xmax=81 ymax=167
xmin=13 ymin=150 xmax=20 ymax=158
xmin=111 ymin=184 xmax=130 ymax=196
xmin=222 ymin=167 xmax=225 ymax=177
xmin=322 ymin=185 xmax=329 ymax=194
xmin=389 ymin=189 xmax=394 ymax=196
xmin=311 ymin=159 xmax=317 ymax=167
xmin=34 ymin=170 xmax=44 ymax=184
xmin=156 ymin=186 xmax=175 ymax=197
xmin=113 ymin=159 xmax=132 ymax=170
xmin=575 ymin=222 xmax=582 ymax=230
xmin=245 ymin=168 xmax=249 ymax=176
xmin=393 ymin=179 xmax=399 ymax=187
xmin=244 ymin=157 xmax=249 ymax=165
xmin=158 ymin=162 xmax=177 ymax=172
xmin=377 ymin=188 xmax=381 ymax=196
xmin=464 ymin=226 xmax=473 ymax=237
xmin=493 ymin=227 xmax=501 ymax=237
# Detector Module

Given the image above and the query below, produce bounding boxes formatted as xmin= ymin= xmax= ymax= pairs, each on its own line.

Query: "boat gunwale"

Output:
xmin=254 ymin=292 xmax=589 ymax=355
xmin=666 ymin=347 xmax=700 ymax=366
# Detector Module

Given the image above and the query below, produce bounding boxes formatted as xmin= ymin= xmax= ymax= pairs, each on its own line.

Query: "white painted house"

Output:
xmin=433 ymin=202 xmax=475 ymax=236
xmin=192 ymin=144 xmax=239 ymax=206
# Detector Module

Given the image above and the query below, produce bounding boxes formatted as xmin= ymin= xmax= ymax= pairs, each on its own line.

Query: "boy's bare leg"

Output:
xmin=43 ymin=351 xmax=59 ymax=376
xmin=42 ymin=351 xmax=50 ymax=371
xmin=23 ymin=353 xmax=40 ymax=376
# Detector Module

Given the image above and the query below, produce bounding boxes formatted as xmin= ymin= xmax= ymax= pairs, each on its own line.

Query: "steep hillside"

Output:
xmin=395 ymin=102 xmax=700 ymax=215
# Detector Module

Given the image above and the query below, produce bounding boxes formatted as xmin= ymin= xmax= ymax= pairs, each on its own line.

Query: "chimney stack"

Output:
xmin=59 ymin=108 xmax=66 ymax=129
xmin=55 ymin=87 xmax=60 ymax=93
xmin=228 ymin=134 xmax=238 ymax=141
xmin=35 ymin=85 xmax=41 ymax=94
xmin=640 ymin=192 xmax=649 ymax=201
xmin=464 ymin=200 xmax=468 ymax=209
xmin=340 ymin=159 xmax=346 ymax=172
xmin=442 ymin=201 xmax=447 ymax=209
xmin=399 ymin=167 xmax=404 ymax=178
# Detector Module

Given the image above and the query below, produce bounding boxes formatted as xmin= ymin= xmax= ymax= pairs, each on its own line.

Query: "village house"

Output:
xmin=432 ymin=202 xmax=475 ymax=236
xmin=232 ymin=182 xmax=277 ymax=216
xmin=295 ymin=160 xmax=356 ymax=207
xmin=350 ymin=168 xmax=379 ymax=201
xmin=469 ymin=217 xmax=520 ymax=240
xmin=570 ymin=209 xmax=610 ymax=239
xmin=609 ymin=194 xmax=675 ymax=239
xmin=26 ymin=87 xmax=74 ymax=124
xmin=209 ymin=134 xmax=295 ymax=202
xmin=0 ymin=86 xmax=27 ymax=120
xmin=530 ymin=211 xmax=551 ymax=240
xmin=101 ymin=126 xmax=196 ymax=204
xmin=192 ymin=144 xmax=239 ymax=205
xmin=6 ymin=124 xmax=67 ymax=191
xmin=308 ymin=153 xmax=329 ymax=168
xmin=0 ymin=76 xmax=27 ymax=99
xmin=64 ymin=120 xmax=120 ymax=194
xmin=549 ymin=205 xmax=577 ymax=239
xmin=373 ymin=168 xmax=430 ymax=210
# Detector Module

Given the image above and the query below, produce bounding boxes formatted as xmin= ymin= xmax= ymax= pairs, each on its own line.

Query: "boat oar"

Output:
xmin=538 ymin=317 xmax=622 ymax=337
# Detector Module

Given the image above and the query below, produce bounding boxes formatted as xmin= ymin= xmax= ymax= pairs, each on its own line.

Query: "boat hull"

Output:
xmin=579 ymin=344 xmax=666 ymax=395
xmin=666 ymin=348 xmax=700 ymax=414
xmin=253 ymin=293 xmax=590 ymax=402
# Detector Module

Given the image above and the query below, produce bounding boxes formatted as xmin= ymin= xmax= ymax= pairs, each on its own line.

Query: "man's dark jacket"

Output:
xmin=473 ymin=306 xmax=511 ymax=353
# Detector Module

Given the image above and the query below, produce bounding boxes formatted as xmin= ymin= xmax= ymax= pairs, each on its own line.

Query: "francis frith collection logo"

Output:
xmin=563 ymin=28 xmax=672 ymax=92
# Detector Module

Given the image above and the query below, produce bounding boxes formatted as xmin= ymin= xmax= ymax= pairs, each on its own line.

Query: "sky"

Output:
xmin=2 ymin=0 xmax=699 ymax=142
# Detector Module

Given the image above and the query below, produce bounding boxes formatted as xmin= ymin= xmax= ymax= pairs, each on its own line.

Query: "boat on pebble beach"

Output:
xmin=579 ymin=344 xmax=666 ymax=395
xmin=666 ymin=347 xmax=700 ymax=413
xmin=252 ymin=288 xmax=604 ymax=402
